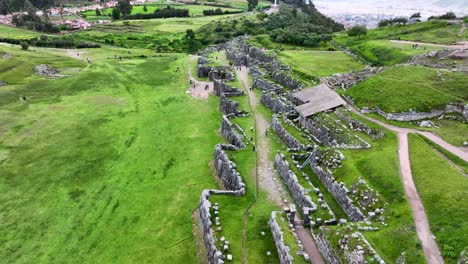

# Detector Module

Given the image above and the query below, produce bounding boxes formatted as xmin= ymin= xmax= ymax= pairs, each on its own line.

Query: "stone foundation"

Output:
xmin=314 ymin=228 xmax=341 ymax=264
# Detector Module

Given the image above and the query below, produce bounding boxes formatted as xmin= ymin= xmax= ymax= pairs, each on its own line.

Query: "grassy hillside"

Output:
xmin=409 ymin=135 xmax=468 ymax=263
xmin=333 ymin=20 xmax=463 ymax=65
xmin=345 ymin=65 xmax=468 ymax=112
xmin=0 ymin=44 xmax=220 ymax=263
xmin=278 ymin=49 xmax=365 ymax=79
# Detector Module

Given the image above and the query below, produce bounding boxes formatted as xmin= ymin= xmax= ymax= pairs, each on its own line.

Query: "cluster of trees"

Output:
xmin=428 ymin=12 xmax=456 ymax=20
xmin=111 ymin=0 xmax=132 ymax=20
xmin=0 ymin=35 xmax=101 ymax=49
xmin=123 ymin=6 xmax=189 ymax=20
xmin=347 ymin=25 xmax=367 ymax=38
xmin=203 ymin=8 xmax=242 ymax=16
xmin=0 ymin=0 xmax=54 ymax=15
xmin=12 ymin=6 xmax=60 ymax=33
xmin=195 ymin=6 xmax=343 ymax=48
xmin=378 ymin=17 xmax=409 ymax=27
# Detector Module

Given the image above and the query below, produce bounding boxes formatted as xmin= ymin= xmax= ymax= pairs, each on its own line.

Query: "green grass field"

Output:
xmin=409 ymin=134 xmax=468 ymax=263
xmin=333 ymin=20 xmax=463 ymax=65
xmin=0 ymin=24 xmax=40 ymax=39
xmin=81 ymin=3 xmax=242 ymax=20
xmin=278 ymin=49 xmax=365 ymax=78
xmin=0 ymin=42 xmax=281 ymax=263
xmin=332 ymin=112 xmax=425 ymax=263
xmin=345 ymin=65 xmax=468 ymax=112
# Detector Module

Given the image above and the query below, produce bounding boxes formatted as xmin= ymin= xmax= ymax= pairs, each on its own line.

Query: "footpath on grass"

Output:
xmin=236 ymin=66 xmax=325 ymax=264
xmin=348 ymin=105 xmax=447 ymax=264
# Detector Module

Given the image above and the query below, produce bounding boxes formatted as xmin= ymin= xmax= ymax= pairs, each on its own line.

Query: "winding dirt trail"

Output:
xmin=347 ymin=105 xmax=446 ymax=264
xmin=237 ymin=66 xmax=324 ymax=264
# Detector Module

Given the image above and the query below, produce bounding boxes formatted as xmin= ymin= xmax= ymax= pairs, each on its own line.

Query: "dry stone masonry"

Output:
xmin=214 ymin=79 xmax=243 ymax=97
xmin=271 ymin=115 xmax=305 ymax=150
xmin=361 ymin=104 xmax=468 ymax=121
xmin=275 ymin=153 xmax=317 ymax=213
xmin=214 ymin=144 xmax=246 ymax=196
xmin=269 ymin=211 xmax=294 ymax=264
xmin=199 ymin=190 xmax=225 ymax=264
xmin=221 ymin=115 xmax=245 ymax=149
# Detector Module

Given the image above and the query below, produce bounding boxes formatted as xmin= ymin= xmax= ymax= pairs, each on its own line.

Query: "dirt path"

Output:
xmin=398 ymin=133 xmax=444 ymax=264
xmin=348 ymin=105 xmax=468 ymax=162
xmin=237 ymin=66 xmax=324 ymax=263
xmin=346 ymin=105 xmax=445 ymax=263
xmin=236 ymin=66 xmax=284 ymax=206
xmin=390 ymin=40 xmax=467 ymax=50
xmin=186 ymin=56 xmax=213 ymax=99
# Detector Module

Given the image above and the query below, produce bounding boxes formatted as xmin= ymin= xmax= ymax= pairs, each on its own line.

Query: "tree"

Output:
xmin=186 ymin=29 xmax=195 ymax=40
xmin=247 ymin=0 xmax=258 ymax=11
xmin=347 ymin=25 xmax=367 ymax=38
xmin=95 ymin=8 xmax=101 ymax=16
xmin=111 ymin=8 xmax=121 ymax=20
xmin=410 ymin=12 xmax=421 ymax=19
xmin=20 ymin=41 xmax=29 ymax=50
xmin=378 ymin=19 xmax=389 ymax=28
xmin=117 ymin=0 xmax=132 ymax=16
xmin=143 ymin=4 xmax=148 ymax=13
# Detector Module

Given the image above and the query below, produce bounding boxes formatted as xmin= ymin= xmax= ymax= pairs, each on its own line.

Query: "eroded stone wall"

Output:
xmin=261 ymin=92 xmax=294 ymax=114
xmin=219 ymin=94 xmax=239 ymax=115
xmin=199 ymin=190 xmax=225 ymax=264
xmin=271 ymin=115 xmax=305 ymax=150
xmin=214 ymin=79 xmax=243 ymax=97
xmin=275 ymin=153 xmax=317 ymax=212
xmin=221 ymin=115 xmax=245 ymax=149
xmin=214 ymin=144 xmax=246 ymax=196
xmin=269 ymin=211 xmax=294 ymax=264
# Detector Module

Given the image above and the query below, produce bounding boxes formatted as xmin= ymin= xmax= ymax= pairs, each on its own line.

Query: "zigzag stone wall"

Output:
xmin=269 ymin=211 xmax=294 ymax=264
xmin=219 ymin=94 xmax=239 ymax=115
xmin=253 ymin=77 xmax=283 ymax=92
xmin=199 ymin=190 xmax=225 ymax=264
xmin=275 ymin=153 xmax=317 ymax=212
xmin=272 ymin=70 xmax=303 ymax=90
xmin=309 ymin=155 xmax=364 ymax=221
xmin=214 ymin=144 xmax=246 ymax=195
xmin=214 ymin=79 xmax=243 ymax=97
xmin=221 ymin=115 xmax=245 ymax=149
xmin=261 ymin=92 xmax=293 ymax=114
xmin=271 ymin=115 xmax=305 ymax=150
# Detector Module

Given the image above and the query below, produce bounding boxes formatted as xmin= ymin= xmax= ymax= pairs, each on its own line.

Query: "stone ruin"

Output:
xmin=214 ymin=144 xmax=246 ymax=196
xmin=309 ymin=149 xmax=365 ymax=222
xmin=323 ymin=66 xmax=383 ymax=90
xmin=269 ymin=211 xmax=294 ymax=264
xmin=219 ymin=94 xmax=239 ymax=115
xmin=221 ymin=115 xmax=245 ymax=149
xmin=199 ymin=190 xmax=225 ymax=264
xmin=271 ymin=115 xmax=305 ymax=150
xmin=335 ymin=110 xmax=384 ymax=140
xmin=35 ymin=64 xmax=58 ymax=77
xmin=214 ymin=79 xmax=243 ymax=97
xmin=275 ymin=153 xmax=317 ymax=213
xmin=361 ymin=103 xmax=468 ymax=121
xmin=260 ymin=92 xmax=294 ymax=114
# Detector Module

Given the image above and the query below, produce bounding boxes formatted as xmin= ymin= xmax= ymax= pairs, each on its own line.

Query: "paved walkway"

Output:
xmin=348 ymin=105 xmax=446 ymax=264
xmin=236 ymin=66 xmax=324 ymax=264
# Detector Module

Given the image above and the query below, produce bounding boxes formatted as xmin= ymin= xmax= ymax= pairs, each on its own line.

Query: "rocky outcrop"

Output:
xmin=269 ymin=211 xmax=294 ymax=264
xmin=214 ymin=144 xmax=246 ymax=195
xmin=221 ymin=115 xmax=245 ymax=149
xmin=214 ymin=79 xmax=243 ymax=97
xmin=271 ymin=115 xmax=304 ymax=150
xmin=275 ymin=153 xmax=317 ymax=212
xmin=35 ymin=64 xmax=58 ymax=76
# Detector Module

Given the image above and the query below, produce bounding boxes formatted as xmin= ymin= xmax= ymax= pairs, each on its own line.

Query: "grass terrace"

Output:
xmin=345 ymin=65 xmax=468 ymax=113
xmin=409 ymin=134 xmax=468 ymax=263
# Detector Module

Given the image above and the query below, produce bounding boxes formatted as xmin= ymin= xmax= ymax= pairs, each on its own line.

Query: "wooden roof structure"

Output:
xmin=292 ymin=84 xmax=346 ymax=118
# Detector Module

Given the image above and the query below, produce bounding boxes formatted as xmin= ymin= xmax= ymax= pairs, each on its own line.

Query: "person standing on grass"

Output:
xmin=252 ymin=144 xmax=256 ymax=152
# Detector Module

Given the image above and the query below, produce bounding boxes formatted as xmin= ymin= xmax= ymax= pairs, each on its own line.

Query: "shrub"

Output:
xmin=20 ymin=41 xmax=29 ymax=50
